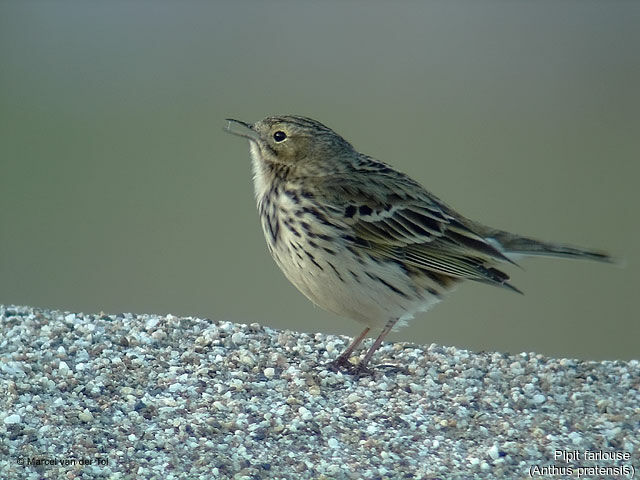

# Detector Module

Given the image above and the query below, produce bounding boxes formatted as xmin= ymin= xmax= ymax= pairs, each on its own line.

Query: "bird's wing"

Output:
xmin=314 ymin=173 xmax=520 ymax=292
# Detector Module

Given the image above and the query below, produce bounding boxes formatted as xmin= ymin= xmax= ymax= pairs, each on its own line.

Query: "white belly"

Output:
xmin=250 ymin=153 xmax=445 ymax=331
xmin=260 ymin=192 xmax=442 ymax=330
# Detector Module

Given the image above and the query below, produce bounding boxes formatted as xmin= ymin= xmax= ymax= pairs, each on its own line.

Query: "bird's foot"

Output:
xmin=348 ymin=362 xmax=375 ymax=377
xmin=326 ymin=358 xmax=409 ymax=378
xmin=326 ymin=357 xmax=375 ymax=377
xmin=326 ymin=356 xmax=354 ymax=373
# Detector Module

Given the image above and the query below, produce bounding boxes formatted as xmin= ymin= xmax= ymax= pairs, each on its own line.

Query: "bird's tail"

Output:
xmin=483 ymin=229 xmax=613 ymax=263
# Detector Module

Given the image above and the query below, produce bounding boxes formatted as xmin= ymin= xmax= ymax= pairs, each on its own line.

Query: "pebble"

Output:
xmin=568 ymin=431 xmax=583 ymax=445
xmin=57 ymin=360 xmax=70 ymax=376
xmin=78 ymin=409 xmax=94 ymax=422
xmin=3 ymin=414 xmax=21 ymax=425
xmin=532 ymin=393 xmax=546 ymax=404
xmin=487 ymin=444 xmax=500 ymax=460
xmin=231 ymin=332 xmax=246 ymax=345
xmin=1 ymin=304 xmax=638 ymax=480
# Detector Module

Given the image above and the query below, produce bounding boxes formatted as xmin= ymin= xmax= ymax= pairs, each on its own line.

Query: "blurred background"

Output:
xmin=1 ymin=1 xmax=638 ymax=360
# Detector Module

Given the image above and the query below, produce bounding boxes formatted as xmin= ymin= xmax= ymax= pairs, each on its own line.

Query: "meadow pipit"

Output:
xmin=224 ymin=115 xmax=611 ymax=374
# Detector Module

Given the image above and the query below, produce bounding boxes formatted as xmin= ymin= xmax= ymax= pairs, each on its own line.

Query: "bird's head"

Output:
xmin=225 ymin=115 xmax=355 ymax=177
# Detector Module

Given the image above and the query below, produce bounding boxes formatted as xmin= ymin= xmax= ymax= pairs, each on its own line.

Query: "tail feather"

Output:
xmin=484 ymin=230 xmax=613 ymax=263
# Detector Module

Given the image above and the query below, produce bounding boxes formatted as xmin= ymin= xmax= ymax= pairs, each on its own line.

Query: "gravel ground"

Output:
xmin=0 ymin=304 xmax=638 ymax=480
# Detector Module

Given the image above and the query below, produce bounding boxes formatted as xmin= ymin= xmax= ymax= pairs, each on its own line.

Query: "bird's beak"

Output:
xmin=224 ymin=118 xmax=260 ymax=142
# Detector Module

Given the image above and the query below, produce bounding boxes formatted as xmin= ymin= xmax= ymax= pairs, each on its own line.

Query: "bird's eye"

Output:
xmin=273 ymin=131 xmax=287 ymax=142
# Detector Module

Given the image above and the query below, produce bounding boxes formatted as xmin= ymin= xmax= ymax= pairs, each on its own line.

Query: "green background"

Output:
xmin=1 ymin=1 xmax=638 ymax=360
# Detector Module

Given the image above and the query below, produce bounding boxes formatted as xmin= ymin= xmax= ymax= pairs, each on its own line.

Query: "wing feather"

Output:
xmin=312 ymin=171 xmax=520 ymax=291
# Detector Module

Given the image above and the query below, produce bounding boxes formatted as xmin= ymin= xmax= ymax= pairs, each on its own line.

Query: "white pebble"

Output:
xmin=238 ymin=352 xmax=255 ymax=367
xmin=298 ymin=406 xmax=312 ymax=421
xmin=145 ymin=317 xmax=160 ymax=330
xmin=78 ymin=409 xmax=94 ymax=422
xmin=57 ymin=361 xmax=70 ymax=376
xmin=263 ymin=367 xmax=275 ymax=378
xmin=327 ymin=438 xmax=339 ymax=449
xmin=231 ymin=332 xmax=246 ymax=345
xmin=409 ymin=383 xmax=424 ymax=393
xmin=568 ymin=431 xmax=583 ymax=445
xmin=3 ymin=414 xmax=21 ymax=425
xmin=1 ymin=362 xmax=25 ymax=377
xmin=605 ymin=427 xmax=622 ymax=440
xmin=532 ymin=394 xmax=546 ymax=404
xmin=487 ymin=444 xmax=500 ymax=460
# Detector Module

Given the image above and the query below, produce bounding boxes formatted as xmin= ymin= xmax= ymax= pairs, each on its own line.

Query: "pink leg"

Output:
xmin=354 ymin=318 xmax=398 ymax=374
xmin=329 ymin=327 xmax=370 ymax=370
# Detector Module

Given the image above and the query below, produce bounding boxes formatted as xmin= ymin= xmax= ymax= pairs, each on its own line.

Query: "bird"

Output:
xmin=224 ymin=115 xmax=612 ymax=375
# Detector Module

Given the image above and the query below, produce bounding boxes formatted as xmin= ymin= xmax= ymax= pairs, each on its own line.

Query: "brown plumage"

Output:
xmin=225 ymin=115 xmax=612 ymax=374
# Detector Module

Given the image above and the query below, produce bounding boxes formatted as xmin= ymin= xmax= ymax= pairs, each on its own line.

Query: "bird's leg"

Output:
xmin=352 ymin=318 xmax=399 ymax=375
xmin=328 ymin=327 xmax=370 ymax=371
